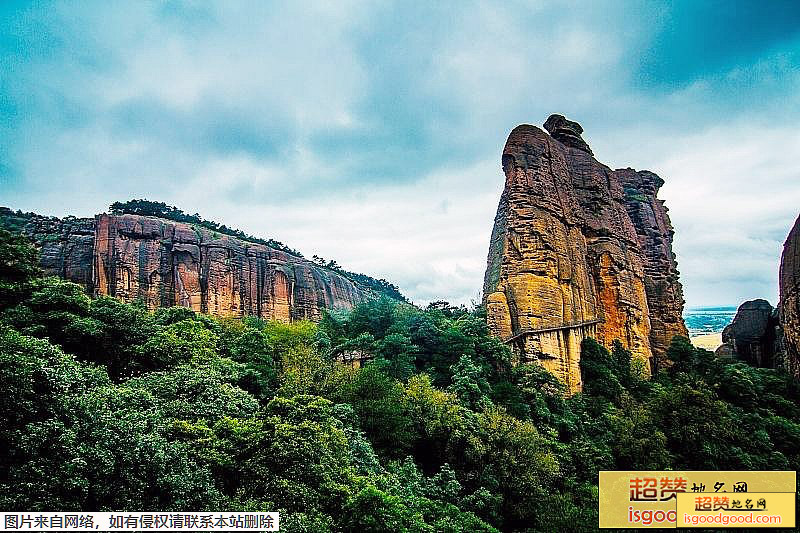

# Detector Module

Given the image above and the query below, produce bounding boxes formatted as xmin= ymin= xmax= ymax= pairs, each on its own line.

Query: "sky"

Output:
xmin=2 ymin=0 xmax=799 ymax=309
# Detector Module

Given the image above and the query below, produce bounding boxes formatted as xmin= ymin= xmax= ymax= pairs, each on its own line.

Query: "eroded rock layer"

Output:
xmin=617 ymin=168 xmax=689 ymax=362
xmin=483 ymin=116 xmax=687 ymax=391
xmin=779 ymin=215 xmax=800 ymax=378
xmin=2 ymin=209 xmax=371 ymax=322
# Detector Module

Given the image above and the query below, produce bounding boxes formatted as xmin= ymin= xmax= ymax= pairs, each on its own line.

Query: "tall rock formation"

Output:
xmin=1 ymin=208 xmax=376 ymax=322
xmin=779 ymin=214 xmax=800 ymax=377
xmin=483 ymin=115 xmax=687 ymax=391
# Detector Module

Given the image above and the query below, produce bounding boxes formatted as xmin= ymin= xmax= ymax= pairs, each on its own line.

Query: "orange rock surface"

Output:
xmin=483 ymin=115 xmax=687 ymax=391
xmin=6 ymin=209 xmax=372 ymax=322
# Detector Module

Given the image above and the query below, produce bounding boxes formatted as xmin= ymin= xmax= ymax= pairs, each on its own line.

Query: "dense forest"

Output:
xmin=1 ymin=228 xmax=800 ymax=532
xmin=108 ymin=200 xmax=406 ymax=302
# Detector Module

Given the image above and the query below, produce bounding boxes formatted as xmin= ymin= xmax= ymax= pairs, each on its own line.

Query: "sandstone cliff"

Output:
xmin=779 ymin=214 xmax=800 ymax=377
xmin=1 ymin=208 xmax=377 ymax=322
xmin=483 ymin=115 xmax=687 ymax=391
xmin=0 ymin=210 xmax=96 ymax=290
xmin=617 ymin=168 xmax=689 ymax=359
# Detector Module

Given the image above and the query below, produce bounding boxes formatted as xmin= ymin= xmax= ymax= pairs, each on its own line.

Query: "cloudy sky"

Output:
xmin=2 ymin=1 xmax=799 ymax=308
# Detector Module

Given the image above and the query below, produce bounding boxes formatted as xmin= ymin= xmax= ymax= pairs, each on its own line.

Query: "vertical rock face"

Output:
xmin=616 ymin=169 xmax=689 ymax=361
xmin=483 ymin=115 xmax=687 ymax=391
xmin=2 ymin=209 xmax=374 ymax=322
xmin=0 ymin=209 xmax=96 ymax=288
xmin=779 ymin=215 xmax=800 ymax=377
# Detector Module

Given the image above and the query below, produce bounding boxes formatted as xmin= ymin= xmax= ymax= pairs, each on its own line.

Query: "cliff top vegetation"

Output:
xmin=109 ymin=199 xmax=406 ymax=302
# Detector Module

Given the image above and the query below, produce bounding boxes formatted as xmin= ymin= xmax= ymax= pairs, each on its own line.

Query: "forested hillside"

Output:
xmin=1 ymin=229 xmax=799 ymax=532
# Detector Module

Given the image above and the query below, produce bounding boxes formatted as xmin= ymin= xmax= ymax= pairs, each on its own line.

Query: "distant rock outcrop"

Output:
xmin=483 ymin=114 xmax=687 ymax=391
xmin=718 ymin=215 xmax=800 ymax=377
xmin=1 ymin=208 xmax=377 ymax=322
xmin=779 ymin=215 xmax=800 ymax=377
xmin=715 ymin=299 xmax=778 ymax=367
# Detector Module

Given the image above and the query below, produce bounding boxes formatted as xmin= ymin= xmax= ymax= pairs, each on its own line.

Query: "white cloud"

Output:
xmin=180 ymin=157 xmax=502 ymax=306
xmin=641 ymin=122 xmax=800 ymax=307
xmin=3 ymin=1 xmax=799 ymax=310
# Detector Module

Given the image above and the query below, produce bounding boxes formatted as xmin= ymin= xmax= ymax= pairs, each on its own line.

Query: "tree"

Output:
xmin=472 ymin=408 xmax=560 ymax=530
xmin=347 ymin=297 xmax=397 ymax=340
xmin=448 ymin=356 xmax=492 ymax=411
xmin=219 ymin=325 xmax=277 ymax=401
xmin=0 ymin=327 xmax=107 ymax=445
xmin=579 ymin=338 xmax=623 ymax=402
xmin=136 ymin=319 xmax=219 ymax=373
xmin=0 ymin=229 xmax=40 ymax=309
xmin=125 ymin=364 xmax=260 ymax=422
xmin=0 ymin=327 xmax=221 ymax=511
xmin=86 ymin=296 xmax=156 ymax=378
xmin=340 ymin=484 xmax=418 ymax=532
xmin=240 ymin=396 xmax=355 ymax=515
xmin=373 ymin=333 xmax=417 ymax=381
xmin=333 ymin=364 xmax=413 ymax=459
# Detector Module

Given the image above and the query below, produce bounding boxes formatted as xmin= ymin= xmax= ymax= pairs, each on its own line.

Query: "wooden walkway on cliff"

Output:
xmin=503 ymin=318 xmax=602 ymax=344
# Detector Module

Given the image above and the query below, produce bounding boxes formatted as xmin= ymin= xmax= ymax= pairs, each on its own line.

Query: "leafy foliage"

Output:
xmin=0 ymin=229 xmax=41 ymax=309
xmin=1 ymin=240 xmax=799 ymax=531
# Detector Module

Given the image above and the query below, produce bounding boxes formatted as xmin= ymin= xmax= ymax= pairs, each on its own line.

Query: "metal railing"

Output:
xmin=503 ymin=318 xmax=602 ymax=343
